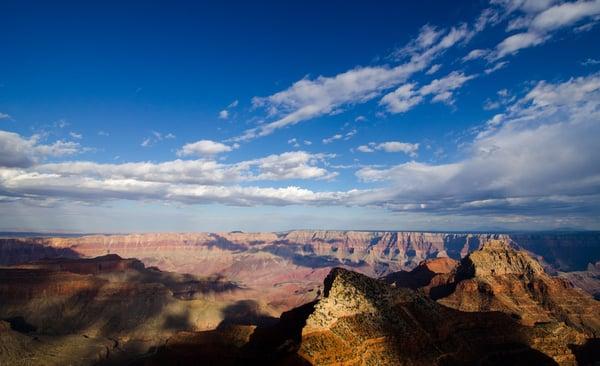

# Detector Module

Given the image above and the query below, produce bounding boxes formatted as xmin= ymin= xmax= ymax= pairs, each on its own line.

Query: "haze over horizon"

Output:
xmin=1 ymin=0 xmax=600 ymax=232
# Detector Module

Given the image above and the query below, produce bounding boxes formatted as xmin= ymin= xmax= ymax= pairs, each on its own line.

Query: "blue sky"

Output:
xmin=1 ymin=0 xmax=600 ymax=232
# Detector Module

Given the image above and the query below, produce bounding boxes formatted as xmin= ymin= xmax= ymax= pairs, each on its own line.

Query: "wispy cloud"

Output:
xmin=381 ymin=71 xmax=476 ymax=113
xmin=141 ymin=131 xmax=176 ymax=147
xmin=491 ymin=0 xmax=600 ymax=59
xmin=235 ymin=17 xmax=485 ymax=141
xmin=357 ymin=141 xmax=420 ymax=156
xmin=322 ymin=129 xmax=357 ymax=144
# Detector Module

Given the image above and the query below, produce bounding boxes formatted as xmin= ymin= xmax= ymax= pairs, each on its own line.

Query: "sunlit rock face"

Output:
xmin=432 ymin=240 xmax=600 ymax=337
xmin=298 ymin=267 xmax=588 ymax=366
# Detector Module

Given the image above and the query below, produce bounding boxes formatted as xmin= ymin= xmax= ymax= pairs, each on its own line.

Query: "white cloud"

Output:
xmin=1 ymin=73 xmax=599 ymax=219
xmin=483 ymin=88 xmax=516 ymax=110
xmin=0 ymin=150 xmax=342 ymax=206
xmin=357 ymin=141 xmax=420 ymax=157
xmin=288 ymin=138 xmax=300 ymax=147
xmin=0 ymin=113 xmax=11 ymax=120
xmin=484 ymin=61 xmax=509 ymax=74
xmin=219 ymin=100 xmax=239 ymax=120
xmin=0 ymin=131 xmax=83 ymax=168
xmin=492 ymin=0 xmax=600 ymax=59
xmin=496 ymin=0 xmax=559 ymax=14
xmin=69 ymin=132 xmax=82 ymax=139
xmin=354 ymin=115 xmax=367 ymax=122
xmin=426 ymin=64 xmax=442 ymax=75
xmin=379 ymin=83 xmax=423 ymax=113
xmin=462 ymin=49 xmax=489 ymax=62
xmin=141 ymin=138 xmax=152 ymax=147
xmin=381 ymin=71 xmax=476 ymax=113
xmin=357 ymin=145 xmax=374 ymax=153
xmin=141 ymin=131 xmax=176 ymax=147
xmin=241 ymin=151 xmax=338 ymax=181
xmin=530 ymin=0 xmax=600 ymax=32
xmin=177 ymin=139 xmax=235 ymax=157
xmin=55 ymin=119 xmax=68 ymax=129
xmin=356 ymin=73 xmax=600 ymax=215
xmin=322 ymin=129 xmax=357 ymax=144
xmin=322 ymin=134 xmax=342 ymax=144
xmin=237 ymin=22 xmax=479 ymax=141
xmin=98 ymin=131 xmax=109 ymax=136
xmin=582 ymin=58 xmax=600 ymax=66
xmin=495 ymin=32 xmax=547 ymax=58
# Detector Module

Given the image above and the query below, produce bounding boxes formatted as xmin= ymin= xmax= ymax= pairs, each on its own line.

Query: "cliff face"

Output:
xmin=407 ymin=240 xmax=600 ymax=338
xmin=0 ymin=231 xmax=598 ymax=312
xmin=2 ymin=230 xmax=597 ymax=270
xmin=0 ymin=254 xmax=259 ymax=365
xmin=559 ymin=261 xmax=600 ymax=300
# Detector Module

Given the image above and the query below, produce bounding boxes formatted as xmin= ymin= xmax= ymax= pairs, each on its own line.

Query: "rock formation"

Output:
xmin=559 ymin=261 xmax=600 ymax=300
xmin=1 ymin=231 xmax=598 ymax=312
xmin=433 ymin=240 xmax=600 ymax=337
xmin=298 ymin=267 xmax=588 ymax=365
xmin=0 ymin=255 xmax=270 ymax=365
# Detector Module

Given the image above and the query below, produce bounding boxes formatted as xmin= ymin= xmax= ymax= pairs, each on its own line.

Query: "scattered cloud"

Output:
xmin=69 ymin=132 xmax=83 ymax=139
xmin=357 ymin=141 xmax=420 ymax=156
xmin=495 ymin=32 xmax=547 ymax=58
xmin=98 ymin=131 xmax=109 ymax=137
xmin=462 ymin=49 xmax=489 ymax=62
xmin=484 ymin=60 xmax=509 ymax=74
xmin=322 ymin=134 xmax=343 ymax=144
xmin=237 ymin=19 xmax=483 ymax=141
xmin=141 ymin=138 xmax=152 ymax=147
xmin=0 ymin=112 xmax=11 ymax=120
xmin=483 ymin=88 xmax=516 ymax=110
xmin=491 ymin=0 xmax=600 ymax=59
xmin=288 ymin=138 xmax=300 ymax=147
xmin=426 ymin=64 xmax=442 ymax=75
xmin=141 ymin=131 xmax=176 ymax=147
xmin=219 ymin=110 xmax=229 ymax=119
xmin=0 ymin=131 xmax=83 ymax=168
xmin=322 ymin=129 xmax=357 ymax=144
xmin=177 ymin=139 xmax=237 ymax=157
xmin=356 ymin=73 xmax=600 ymax=216
xmin=582 ymin=57 xmax=600 ymax=66
xmin=219 ymin=100 xmax=239 ymax=120
xmin=55 ymin=119 xmax=68 ymax=129
xmin=381 ymin=71 xmax=476 ymax=113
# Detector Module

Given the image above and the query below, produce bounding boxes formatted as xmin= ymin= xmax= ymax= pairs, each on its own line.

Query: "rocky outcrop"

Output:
xmin=383 ymin=257 xmax=457 ymax=292
xmin=298 ymin=267 xmax=588 ymax=365
xmin=436 ymin=240 xmax=600 ymax=337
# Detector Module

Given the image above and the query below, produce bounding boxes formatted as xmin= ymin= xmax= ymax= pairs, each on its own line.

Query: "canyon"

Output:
xmin=0 ymin=231 xmax=599 ymax=365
